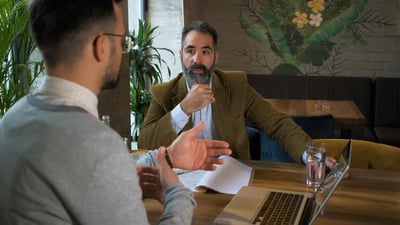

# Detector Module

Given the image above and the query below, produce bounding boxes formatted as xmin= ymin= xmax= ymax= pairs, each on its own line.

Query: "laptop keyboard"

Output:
xmin=253 ymin=192 xmax=304 ymax=225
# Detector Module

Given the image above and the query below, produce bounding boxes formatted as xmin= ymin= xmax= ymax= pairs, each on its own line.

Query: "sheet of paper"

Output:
xmin=178 ymin=169 xmax=207 ymax=192
xmin=177 ymin=156 xmax=252 ymax=195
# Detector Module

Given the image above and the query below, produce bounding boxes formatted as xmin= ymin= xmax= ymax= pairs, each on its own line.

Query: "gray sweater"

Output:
xmin=0 ymin=94 xmax=195 ymax=225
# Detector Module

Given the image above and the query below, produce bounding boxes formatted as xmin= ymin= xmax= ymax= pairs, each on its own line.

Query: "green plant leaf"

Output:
xmin=268 ymin=0 xmax=301 ymax=25
xmin=129 ymin=19 xmax=175 ymax=134
xmin=1 ymin=0 xmax=43 ymax=117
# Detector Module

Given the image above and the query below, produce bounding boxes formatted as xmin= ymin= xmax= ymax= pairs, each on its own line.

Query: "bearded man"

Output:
xmin=138 ymin=21 xmax=311 ymax=162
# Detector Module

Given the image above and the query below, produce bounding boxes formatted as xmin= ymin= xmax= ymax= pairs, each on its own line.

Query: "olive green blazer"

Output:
xmin=138 ymin=69 xmax=310 ymax=161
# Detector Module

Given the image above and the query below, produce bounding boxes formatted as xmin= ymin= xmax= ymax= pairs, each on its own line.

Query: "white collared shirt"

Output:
xmin=32 ymin=76 xmax=99 ymax=118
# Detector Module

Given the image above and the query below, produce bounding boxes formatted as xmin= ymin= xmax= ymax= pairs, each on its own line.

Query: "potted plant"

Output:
xmin=129 ymin=19 xmax=174 ymax=140
xmin=0 ymin=0 xmax=44 ymax=117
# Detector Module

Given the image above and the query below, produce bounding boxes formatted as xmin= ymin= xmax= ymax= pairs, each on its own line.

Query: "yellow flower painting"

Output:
xmin=292 ymin=11 xmax=309 ymax=28
xmin=239 ymin=0 xmax=393 ymax=75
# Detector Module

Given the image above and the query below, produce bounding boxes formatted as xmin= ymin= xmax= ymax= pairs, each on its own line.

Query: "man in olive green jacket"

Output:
xmin=138 ymin=21 xmax=311 ymax=161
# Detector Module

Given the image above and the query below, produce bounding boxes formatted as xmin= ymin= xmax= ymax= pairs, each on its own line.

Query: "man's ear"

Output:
xmin=215 ymin=51 xmax=219 ymax=64
xmin=93 ymin=35 xmax=109 ymax=62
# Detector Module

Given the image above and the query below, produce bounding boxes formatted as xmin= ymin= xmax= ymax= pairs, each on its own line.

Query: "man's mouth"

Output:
xmin=192 ymin=68 xmax=205 ymax=74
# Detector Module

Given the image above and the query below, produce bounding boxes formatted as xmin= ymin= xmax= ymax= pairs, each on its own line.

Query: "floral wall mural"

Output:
xmin=193 ymin=0 xmax=400 ymax=78
xmin=238 ymin=0 xmax=394 ymax=75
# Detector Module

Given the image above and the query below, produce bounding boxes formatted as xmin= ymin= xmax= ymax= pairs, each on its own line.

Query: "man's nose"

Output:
xmin=192 ymin=52 xmax=203 ymax=64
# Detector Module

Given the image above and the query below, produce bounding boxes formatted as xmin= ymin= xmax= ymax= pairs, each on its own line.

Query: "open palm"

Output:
xmin=168 ymin=122 xmax=231 ymax=170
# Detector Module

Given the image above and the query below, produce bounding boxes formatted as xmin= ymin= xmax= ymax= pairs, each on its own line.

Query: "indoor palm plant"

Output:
xmin=239 ymin=0 xmax=392 ymax=75
xmin=129 ymin=19 xmax=174 ymax=140
xmin=0 ymin=0 xmax=43 ymax=117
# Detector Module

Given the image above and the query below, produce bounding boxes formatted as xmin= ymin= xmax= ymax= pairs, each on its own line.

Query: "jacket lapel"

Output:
xmin=212 ymin=70 xmax=231 ymax=139
xmin=171 ymin=74 xmax=194 ymax=132
xmin=171 ymin=74 xmax=188 ymax=106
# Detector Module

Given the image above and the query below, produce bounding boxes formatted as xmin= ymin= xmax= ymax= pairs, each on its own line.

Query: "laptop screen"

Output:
xmin=308 ymin=139 xmax=352 ymax=224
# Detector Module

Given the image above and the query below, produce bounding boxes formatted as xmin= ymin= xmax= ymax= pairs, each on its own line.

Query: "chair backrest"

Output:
xmin=374 ymin=77 xmax=400 ymax=127
xmin=313 ymin=139 xmax=400 ymax=171
xmin=291 ymin=114 xmax=334 ymax=139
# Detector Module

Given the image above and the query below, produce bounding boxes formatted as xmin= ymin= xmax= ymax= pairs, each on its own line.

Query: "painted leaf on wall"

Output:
xmin=259 ymin=10 xmax=296 ymax=65
xmin=239 ymin=13 xmax=271 ymax=48
xmin=301 ymin=41 xmax=336 ymax=66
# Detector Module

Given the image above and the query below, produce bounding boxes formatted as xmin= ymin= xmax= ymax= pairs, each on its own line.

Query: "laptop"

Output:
xmin=214 ymin=139 xmax=352 ymax=225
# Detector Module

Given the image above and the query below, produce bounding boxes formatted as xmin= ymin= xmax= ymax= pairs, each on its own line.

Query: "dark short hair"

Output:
xmin=181 ymin=21 xmax=218 ymax=50
xmin=29 ymin=0 xmax=123 ymax=66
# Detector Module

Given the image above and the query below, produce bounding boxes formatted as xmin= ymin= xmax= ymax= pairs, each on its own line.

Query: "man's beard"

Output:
xmin=101 ymin=76 xmax=119 ymax=90
xmin=183 ymin=62 xmax=215 ymax=88
xmin=102 ymin=45 xmax=120 ymax=90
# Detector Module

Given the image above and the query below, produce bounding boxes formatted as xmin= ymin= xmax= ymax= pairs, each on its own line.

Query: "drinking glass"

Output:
xmin=306 ymin=143 xmax=326 ymax=188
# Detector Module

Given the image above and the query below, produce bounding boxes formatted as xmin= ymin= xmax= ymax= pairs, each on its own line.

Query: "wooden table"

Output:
xmin=265 ymin=98 xmax=366 ymax=125
xmin=144 ymin=161 xmax=400 ymax=225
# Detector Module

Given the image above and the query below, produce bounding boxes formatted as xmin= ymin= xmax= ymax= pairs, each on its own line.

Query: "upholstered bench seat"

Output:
xmin=313 ymin=139 xmax=400 ymax=171
xmin=373 ymin=127 xmax=400 ymax=147
xmin=373 ymin=77 xmax=400 ymax=147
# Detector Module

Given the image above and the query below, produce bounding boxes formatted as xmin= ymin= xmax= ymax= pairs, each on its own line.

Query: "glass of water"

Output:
xmin=306 ymin=143 xmax=326 ymax=188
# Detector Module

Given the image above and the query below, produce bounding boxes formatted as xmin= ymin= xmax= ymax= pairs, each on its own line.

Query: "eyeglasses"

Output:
xmin=101 ymin=33 xmax=135 ymax=53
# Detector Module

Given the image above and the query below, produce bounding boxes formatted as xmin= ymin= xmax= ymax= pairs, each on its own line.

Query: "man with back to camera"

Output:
xmin=0 ymin=1 xmax=232 ymax=224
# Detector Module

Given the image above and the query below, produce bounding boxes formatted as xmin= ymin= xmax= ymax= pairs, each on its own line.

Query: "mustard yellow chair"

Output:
xmin=313 ymin=139 xmax=400 ymax=171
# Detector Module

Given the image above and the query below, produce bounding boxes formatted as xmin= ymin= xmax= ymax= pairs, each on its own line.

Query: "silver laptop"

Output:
xmin=215 ymin=140 xmax=352 ymax=225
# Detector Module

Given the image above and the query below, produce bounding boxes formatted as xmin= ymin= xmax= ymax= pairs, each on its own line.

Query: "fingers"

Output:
xmin=141 ymin=179 xmax=164 ymax=203
xmin=204 ymin=141 xmax=232 ymax=157
xmin=139 ymin=167 xmax=160 ymax=183
xmin=204 ymin=139 xmax=230 ymax=149
xmin=198 ymin=156 xmax=226 ymax=171
xmin=325 ymin=156 xmax=337 ymax=169
xmin=191 ymin=83 xmax=211 ymax=93
xmin=200 ymin=164 xmax=218 ymax=171
xmin=156 ymin=147 xmax=170 ymax=169
xmin=183 ymin=84 xmax=215 ymax=113
xmin=206 ymin=157 xmax=225 ymax=165
xmin=139 ymin=166 xmax=159 ymax=174
xmin=196 ymin=85 xmax=215 ymax=103
xmin=140 ymin=179 xmax=158 ymax=192
xmin=208 ymin=148 xmax=232 ymax=157
xmin=137 ymin=166 xmax=160 ymax=191
xmin=137 ymin=166 xmax=164 ymax=202
xmin=136 ymin=166 xmax=143 ymax=175
xmin=156 ymin=147 xmax=179 ymax=186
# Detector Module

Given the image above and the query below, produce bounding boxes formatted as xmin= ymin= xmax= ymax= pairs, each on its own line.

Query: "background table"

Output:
xmin=144 ymin=161 xmax=400 ymax=225
xmin=265 ymin=98 xmax=366 ymax=125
